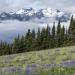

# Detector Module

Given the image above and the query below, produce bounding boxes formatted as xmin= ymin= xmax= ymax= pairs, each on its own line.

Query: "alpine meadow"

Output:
xmin=0 ymin=0 xmax=75 ymax=75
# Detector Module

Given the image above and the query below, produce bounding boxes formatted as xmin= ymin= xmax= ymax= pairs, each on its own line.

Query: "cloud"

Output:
xmin=0 ymin=0 xmax=74 ymax=12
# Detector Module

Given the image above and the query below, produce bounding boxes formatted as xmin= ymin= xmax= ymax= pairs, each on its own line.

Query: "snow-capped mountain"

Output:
xmin=0 ymin=7 xmax=71 ymax=22
xmin=16 ymin=8 xmax=36 ymax=16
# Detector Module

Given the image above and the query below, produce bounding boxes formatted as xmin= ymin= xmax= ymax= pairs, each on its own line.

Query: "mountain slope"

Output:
xmin=0 ymin=7 xmax=71 ymax=22
xmin=0 ymin=46 xmax=75 ymax=74
xmin=0 ymin=46 xmax=75 ymax=68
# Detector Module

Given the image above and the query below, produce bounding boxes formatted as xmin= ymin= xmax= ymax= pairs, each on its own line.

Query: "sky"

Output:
xmin=0 ymin=0 xmax=75 ymax=13
xmin=0 ymin=0 xmax=74 ymax=42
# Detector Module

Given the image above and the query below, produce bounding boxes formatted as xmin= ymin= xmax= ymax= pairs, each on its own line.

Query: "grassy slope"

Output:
xmin=0 ymin=46 xmax=75 ymax=69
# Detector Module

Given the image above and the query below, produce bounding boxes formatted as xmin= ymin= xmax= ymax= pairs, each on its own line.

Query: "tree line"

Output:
xmin=0 ymin=16 xmax=75 ymax=56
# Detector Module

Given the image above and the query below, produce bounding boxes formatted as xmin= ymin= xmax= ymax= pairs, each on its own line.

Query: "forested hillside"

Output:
xmin=0 ymin=16 xmax=75 ymax=55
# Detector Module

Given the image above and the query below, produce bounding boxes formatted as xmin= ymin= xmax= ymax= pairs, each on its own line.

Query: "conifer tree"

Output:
xmin=64 ymin=28 xmax=68 ymax=46
xmin=24 ymin=29 xmax=33 ymax=51
xmin=46 ymin=25 xmax=51 ymax=48
xmin=56 ymin=20 xmax=61 ymax=47
xmin=40 ymin=25 xmax=51 ymax=49
xmin=51 ymin=22 xmax=56 ymax=48
xmin=36 ymin=28 xmax=41 ymax=50
xmin=31 ymin=29 xmax=36 ymax=50
xmin=60 ymin=25 xmax=65 ymax=46
xmin=68 ymin=15 xmax=73 ymax=34
xmin=40 ymin=27 xmax=46 ymax=49
xmin=12 ymin=34 xmax=20 ymax=53
xmin=18 ymin=35 xmax=25 ymax=53
xmin=68 ymin=15 xmax=75 ymax=44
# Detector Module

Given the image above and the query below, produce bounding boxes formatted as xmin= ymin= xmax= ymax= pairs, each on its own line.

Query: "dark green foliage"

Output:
xmin=12 ymin=35 xmax=21 ymax=53
xmin=40 ymin=27 xmax=50 ymax=49
xmin=24 ymin=29 xmax=33 ymax=51
xmin=56 ymin=20 xmax=61 ymax=47
xmin=40 ymin=27 xmax=46 ymax=49
xmin=30 ymin=29 xmax=36 ymax=50
xmin=0 ymin=41 xmax=12 ymax=55
xmin=68 ymin=15 xmax=75 ymax=44
xmin=45 ymin=25 xmax=51 ymax=48
xmin=36 ymin=28 xmax=41 ymax=50
xmin=0 ymin=16 xmax=75 ymax=55
xmin=51 ymin=22 xmax=56 ymax=48
xmin=68 ymin=15 xmax=73 ymax=35
xmin=60 ymin=25 xmax=65 ymax=46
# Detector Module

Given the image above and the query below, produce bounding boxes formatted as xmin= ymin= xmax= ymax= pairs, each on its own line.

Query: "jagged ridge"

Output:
xmin=0 ymin=7 xmax=71 ymax=22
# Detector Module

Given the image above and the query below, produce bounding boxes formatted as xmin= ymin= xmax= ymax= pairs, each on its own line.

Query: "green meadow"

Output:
xmin=0 ymin=46 xmax=75 ymax=75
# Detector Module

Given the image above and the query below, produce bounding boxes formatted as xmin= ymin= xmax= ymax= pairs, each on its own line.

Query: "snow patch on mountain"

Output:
xmin=16 ymin=8 xmax=36 ymax=16
xmin=0 ymin=7 xmax=71 ymax=22
xmin=41 ymin=8 xmax=58 ymax=17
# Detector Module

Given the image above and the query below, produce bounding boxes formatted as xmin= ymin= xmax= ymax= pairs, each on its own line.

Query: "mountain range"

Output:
xmin=0 ymin=7 xmax=71 ymax=23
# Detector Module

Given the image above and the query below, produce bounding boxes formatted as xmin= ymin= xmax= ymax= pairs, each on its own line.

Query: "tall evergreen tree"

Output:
xmin=64 ymin=28 xmax=68 ymax=46
xmin=24 ymin=29 xmax=33 ymax=51
xmin=18 ymin=35 xmax=25 ymax=53
xmin=56 ymin=20 xmax=61 ymax=47
xmin=39 ymin=25 xmax=51 ymax=49
xmin=40 ymin=27 xmax=46 ymax=49
xmin=60 ymin=25 xmax=65 ymax=46
xmin=46 ymin=25 xmax=51 ymax=48
xmin=31 ymin=29 xmax=36 ymax=50
xmin=68 ymin=15 xmax=75 ymax=44
xmin=51 ymin=22 xmax=56 ymax=48
xmin=12 ymin=34 xmax=20 ymax=53
xmin=36 ymin=28 xmax=41 ymax=50
xmin=68 ymin=15 xmax=73 ymax=34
